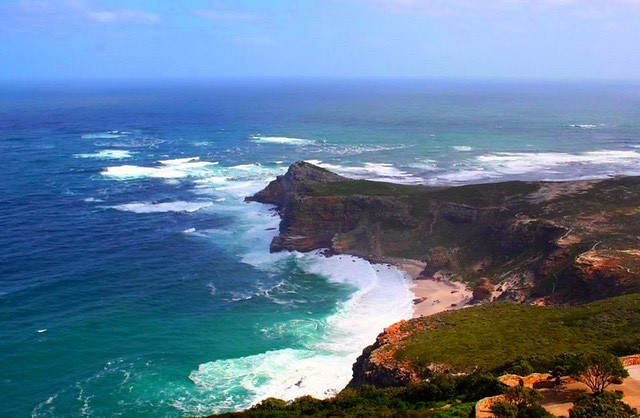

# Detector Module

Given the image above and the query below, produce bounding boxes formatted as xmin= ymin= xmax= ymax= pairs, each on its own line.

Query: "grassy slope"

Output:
xmin=396 ymin=293 xmax=640 ymax=372
xmin=203 ymin=294 xmax=640 ymax=418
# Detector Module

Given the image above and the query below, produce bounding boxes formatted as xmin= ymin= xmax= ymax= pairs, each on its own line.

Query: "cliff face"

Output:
xmin=248 ymin=162 xmax=640 ymax=389
xmin=248 ymin=162 xmax=640 ymax=305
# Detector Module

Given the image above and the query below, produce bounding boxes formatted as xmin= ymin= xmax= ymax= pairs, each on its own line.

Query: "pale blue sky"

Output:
xmin=1 ymin=0 xmax=639 ymax=81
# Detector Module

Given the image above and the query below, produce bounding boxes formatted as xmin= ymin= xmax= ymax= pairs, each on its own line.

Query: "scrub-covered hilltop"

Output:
xmin=247 ymin=161 xmax=640 ymax=305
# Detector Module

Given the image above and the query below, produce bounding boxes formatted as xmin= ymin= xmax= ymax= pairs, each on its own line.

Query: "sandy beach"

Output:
xmin=389 ymin=258 xmax=473 ymax=318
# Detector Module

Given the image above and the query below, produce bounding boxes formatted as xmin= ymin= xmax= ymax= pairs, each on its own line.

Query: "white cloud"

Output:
xmin=194 ymin=8 xmax=258 ymax=22
xmin=86 ymin=9 xmax=160 ymax=24
xmin=4 ymin=0 xmax=160 ymax=30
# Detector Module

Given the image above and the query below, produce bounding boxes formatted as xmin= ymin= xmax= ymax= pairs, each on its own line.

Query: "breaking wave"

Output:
xmin=108 ymin=201 xmax=213 ymax=214
xmin=428 ymin=150 xmax=640 ymax=184
xmin=305 ymin=160 xmax=424 ymax=184
xmin=250 ymin=135 xmax=317 ymax=146
xmin=183 ymin=252 xmax=414 ymax=415
xmin=74 ymin=150 xmax=134 ymax=160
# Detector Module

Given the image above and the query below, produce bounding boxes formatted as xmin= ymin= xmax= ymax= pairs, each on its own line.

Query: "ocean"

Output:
xmin=1 ymin=79 xmax=640 ymax=417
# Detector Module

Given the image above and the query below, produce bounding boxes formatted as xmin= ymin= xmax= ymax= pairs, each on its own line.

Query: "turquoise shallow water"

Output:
xmin=1 ymin=80 xmax=640 ymax=416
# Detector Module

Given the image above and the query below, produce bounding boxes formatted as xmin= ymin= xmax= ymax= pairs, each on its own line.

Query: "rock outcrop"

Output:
xmin=248 ymin=162 xmax=640 ymax=305
xmin=472 ymin=277 xmax=495 ymax=303
xmin=248 ymin=162 xmax=640 ymax=390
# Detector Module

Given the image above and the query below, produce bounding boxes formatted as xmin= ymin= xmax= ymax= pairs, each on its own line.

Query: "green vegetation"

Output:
xmin=281 ymin=164 xmax=640 ymax=294
xmin=569 ymin=392 xmax=638 ymax=418
xmin=206 ymin=373 xmax=500 ymax=418
xmin=491 ymin=386 xmax=552 ymax=418
xmin=309 ymin=179 xmax=435 ymax=198
xmin=610 ymin=336 xmax=640 ymax=357
xmin=394 ymin=294 xmax=640 ymax=373
xmin=569 ymin=352 xmax=629 ymax=394
xmin=202 ymin=294 xmax=640 ymax=418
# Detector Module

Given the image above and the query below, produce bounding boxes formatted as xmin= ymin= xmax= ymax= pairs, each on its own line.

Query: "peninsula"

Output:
xmin=209 ymin=161 xmax=640 ymax=417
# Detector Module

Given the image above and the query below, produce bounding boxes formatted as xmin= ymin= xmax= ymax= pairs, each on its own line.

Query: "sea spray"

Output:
xmin=185 ymin=252 xmax=414 ymax=415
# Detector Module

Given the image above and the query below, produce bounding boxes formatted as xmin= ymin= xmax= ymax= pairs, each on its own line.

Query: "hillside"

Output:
xmin=204 ymin=294 xmax=640 ymax=418
xmin=349 ymin=293 xmax=640 ymax=388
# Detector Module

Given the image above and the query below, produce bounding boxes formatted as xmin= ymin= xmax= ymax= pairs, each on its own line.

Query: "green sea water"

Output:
xmin=1 ymin=80 xmax=640 ymax=416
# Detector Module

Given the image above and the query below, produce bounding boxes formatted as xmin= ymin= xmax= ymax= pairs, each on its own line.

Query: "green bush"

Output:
xmin=504 ymin=386 xmax=543 ymax=409
xmin=207 ymin=373 xmax=499 ymax=417
xmin=516 ymin=404 xmax=553 ymax=418
xmin=568 ymin=352 xmax=629 ymax=394
xmin=491 ymin=386 xmax=552 ymax=418
xmin=501 ymin=352 xmax=582 ymax=377
xmin=506 ymin=359 xmax=535 ymax=376
xmin=251 ymin=397 xmax=289 ymax=411
xmin=609 ymin=336 xmax=640 ymax=357
xmin=456 ymin=373 xmax=504 ymax=401
xmin=569 ymin=392 xmax=638 ymax=418
xmin=491 ymin=401 xmax=518 ymax=418
xmin=549 ymin=352 xmax=581 ymax=377
xmin=401 ymin=374 xmax=458 ymax=403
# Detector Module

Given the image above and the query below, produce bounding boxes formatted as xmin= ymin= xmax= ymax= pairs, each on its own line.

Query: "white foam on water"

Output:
xmin=192 ymin=164 xmax=287 ymax=200
xmin=480 ymin=150 xmax=640 ymax=174
xmin=102 ymin=165 xmax=186 ymax=179
xmin=428 ymin=149 xmax=640 ymax=185
xmin=102 ymin=157 xmax=219 ymax=180
xmin=408 ymin=159 xmax=438 ymax=171
xmin=109 ymin=201 xmax=213 ymax=214
xmin=83 ymin=197 xmax=105 ymax=203
xmin=74 ymin=150 xmax=133 ymax=160
xmin=81 ymin=132 xmax=125 ymax=139
xmin=158 ymin=157 xmax=202 ymax=165
xmin=429 ymin=169 xmax=500 ymax=184
xmin=96 ymin=155 xmax=417 ymax=415
xmin=321 ymin=143 xmax=415 ymax=156
xmin=452 ymin=145 xmax=474 ymax=152
xmin=94 ymin=138 xmax=167 ymax=149
xmin=172 ymin=182 xmax=415 ymax=414
xmin=250 ymin=135 xmax=317 ymax=146
xmin=206 ymin=283 xmax=217 ymax=296
xmin=305 ymin=160 xmax=424 ymax=184
xmin=186 ymin=252 xmax=414 ymax=414
xmin=568 ymin=124 xmax=598 ymax=129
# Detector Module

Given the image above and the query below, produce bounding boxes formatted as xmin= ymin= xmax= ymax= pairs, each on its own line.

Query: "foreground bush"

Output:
xmin=209 ymin=373 xmax=498 ymax=417
xmin=569 ymin=352 xmax=629 ymax=394
xmin=569 ymin=392 xmax=638 ymax=418
xmin=491 ymin=386 xmax=553 ymax=418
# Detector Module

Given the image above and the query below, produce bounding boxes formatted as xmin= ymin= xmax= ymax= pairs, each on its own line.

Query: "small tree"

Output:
xmin=569 ymin=352 xmax=629 ymax=394
xmin=491 ymin=401 xmax=518 ymax=418
xmin=491 ymin=386 xmax=551 ymax=418
xmin=504 ymin=385 xmax=544 ymax=410
xmin=569 ymin=392 xmax=638 ymax=418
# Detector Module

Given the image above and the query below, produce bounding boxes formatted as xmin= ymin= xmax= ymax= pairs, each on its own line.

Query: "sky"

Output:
xmin=1 ymin=0 xmax=639 ymax=81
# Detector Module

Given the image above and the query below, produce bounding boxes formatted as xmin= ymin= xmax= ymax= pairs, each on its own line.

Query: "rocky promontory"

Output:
xmin=246 ymin=162 xmax=640 ymax=391
xmin=248 ymin=161 xmax=640 ymax=306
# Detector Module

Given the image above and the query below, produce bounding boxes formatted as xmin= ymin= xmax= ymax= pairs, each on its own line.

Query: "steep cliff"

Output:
xmin=248 ymin=162 xmax=640 ymax=304
xmin=247 ymin=163 xmax=640 ymax=389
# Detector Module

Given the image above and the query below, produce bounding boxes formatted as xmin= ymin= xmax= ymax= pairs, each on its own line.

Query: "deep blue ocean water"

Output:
xmin=1 ymin=80 xmax=640 ymax=417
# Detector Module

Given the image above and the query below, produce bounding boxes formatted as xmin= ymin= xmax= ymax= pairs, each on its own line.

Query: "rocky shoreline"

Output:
xmin=246 ymin=161 xmax=640 ymax=391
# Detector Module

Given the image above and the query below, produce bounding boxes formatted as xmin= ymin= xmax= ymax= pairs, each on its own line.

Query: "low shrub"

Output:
xmin=569 ymin=392 xmax=638 ymax=418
